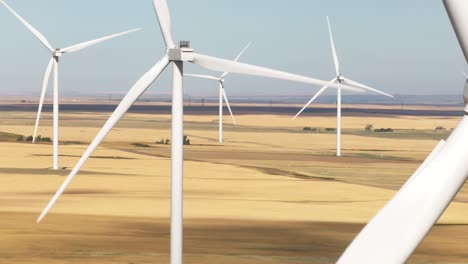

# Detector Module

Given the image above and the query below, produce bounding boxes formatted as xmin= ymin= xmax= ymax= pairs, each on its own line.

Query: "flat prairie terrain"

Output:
xmin=0 ymin=105 xmax=467 ymax=263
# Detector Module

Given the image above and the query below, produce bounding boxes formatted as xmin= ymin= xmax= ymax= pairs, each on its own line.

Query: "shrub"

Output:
xmin=374 ymin=128 xmax=394 ymax=133
xmin=303 ymin=127 xmax=319 ymax=132
xmin=156 ymin=138 xmax=173 ymax=145
xmin=35 ymin=135 xmax=42 ymax=142
xmin=132 ymin=143 xmax=150 ymax=148
xmin=42 ymin=137 xmax=52 ymax=142
xmin=325 ymin=128 xmax=336 ymax=132
xmin=434 ymin=126 xmax=446 ymax=131
xmin=16 ymin=135 xmax=24 ymax=141
xmin=365 ymin=124 xmax=374 ymax=131
xmin=26 ymin=136 xmax=33 ymax=142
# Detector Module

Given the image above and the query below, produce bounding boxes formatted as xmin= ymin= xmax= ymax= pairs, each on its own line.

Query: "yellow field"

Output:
xmin=1 ymin=108 xmax=467 ymax=263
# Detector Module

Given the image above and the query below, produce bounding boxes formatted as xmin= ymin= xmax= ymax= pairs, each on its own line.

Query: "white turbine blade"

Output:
xmin=343 ymin=77 xmax=393 ymax=98
xmin=37 ymin=56 xmax=170 ymax=223
xmin=293 ymin=77 xmax=337 ymax=119
xmin=463 ymin=71 xmax=468 ymax=79
xmin=0 ymin=0 xmax=53 ymax=51
xmin=220 ymin=41 xmax=252 ymax=79
xmin=152 ymin=0 xmax=176 ymax=49
xmin=184 ymin=73 xmax=220 ymax=81
xmin=398 ymin=140 xmax=445 ymax=194
xmin=32 ymin=58 xmax=54 ymax=143
xmin=221 ymin=86 xmax=237 ymax=125
xmin=444 ymin=0 xmax=468 ymax=63
xmin=327 ymin=16 xmax=340 ymax=76
xmin=337 ymin=114 xmax=468 ymax=263
xmin=61 ymin=28 xmax=141 ymax=54
xmin=191 ymin=53 xmax=363 ymax=92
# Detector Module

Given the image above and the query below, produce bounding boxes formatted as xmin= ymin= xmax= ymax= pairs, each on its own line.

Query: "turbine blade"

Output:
xmin=0 ymin=0 xmax=53 ymax=51
xmin=222 ymin=86 xmax=237 ymax=125
xmin=184 ymin=73 xmax=220 ymax=81
xmin=343 ymin=77 xmax=393 ymax=98
xmin=152 ymin=0 xmax=176 ymax=48
xmin=398 ymin=140 xmax=446 ymax=194
xmin=327 ymin=16 xmax=340 ymax=76
xmin=293 ymin=77 xmax=337 ymax=119
xmin=191 ymin=53 xmax=363 ymax=92
xmin=32 ymin=58 xmax=54 ymax=143
xmin=36 ymin=56 xmax=170 ymax=223
xmin=61 ymin=28 xmax=141 ymax=54
xmin=444 ymin=0 xmax=468 ymax=63
xmin=463 ymin=71 xmax=468 ymax=79
xmin=220 ymin=41 xmax=252 ymax=79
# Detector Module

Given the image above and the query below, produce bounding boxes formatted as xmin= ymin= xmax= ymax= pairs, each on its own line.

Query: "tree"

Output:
xmin=183 ymin=135 xmax=190 ymax=145
xmin=26 ymin=136 xmax=33 ymax=142
xmin=365 ymin=124 xmax=374 ymax=131
xmin=16 ymin=135 xmax=24 ymax=141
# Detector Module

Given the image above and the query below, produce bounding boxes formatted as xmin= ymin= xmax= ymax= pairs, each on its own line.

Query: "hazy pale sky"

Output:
xmin=0 ymin=0 xmax=466 ymax=98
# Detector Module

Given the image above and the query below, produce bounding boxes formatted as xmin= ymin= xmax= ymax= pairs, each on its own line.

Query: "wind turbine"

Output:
xmin=293 ymin=16 xmax=393 ymax=157
xmin=337 ymin=1 xmax=468 ymax=263
xmin=185 ymin=42 xmax=251 ymax=143
xmin=0 ymin=0 xmax=140 ymax=170
xmin=36 ymin=1 xmax=364 ymax=263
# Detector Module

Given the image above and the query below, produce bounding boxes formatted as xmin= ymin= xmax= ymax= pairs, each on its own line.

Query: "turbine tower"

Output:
xmin=337 ymin=1 xmax=468 ymax=263
xmin=293 ymin=16 xmax=393 ymax=157
xmin=185 ymin=42 xmax=251 ymax=143
xmin=0 ymin=0 xmax=140 ymax=170
xmin=464 ymin=72 xmax=468 ymax=104
xmin=36 ymin=1 xmax=364 ymax=264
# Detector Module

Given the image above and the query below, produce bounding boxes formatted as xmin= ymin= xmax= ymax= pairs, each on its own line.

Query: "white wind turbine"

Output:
xmin=185 ymin=42 xmax=251 ymax=143
xmin=0 ymin=0 xmax=140 ymax=170
xmin=337 ymin=1 xmax=468 ymax=263
xmin=36 ymin=1 xmax=364 ymax=263
xmin=293 ymin=16 xmax=393 ymax=157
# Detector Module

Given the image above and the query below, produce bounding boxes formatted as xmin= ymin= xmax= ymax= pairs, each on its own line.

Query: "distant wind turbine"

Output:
xmin=0 ymin=0 xmax=140 ymax=170
xmin=293 ymin=16 xmax=393 ymax=157
xmin=36 ymin=1 xmax=364 ymax=263
xmin=185 ymin=42 xmax=251 ymax=143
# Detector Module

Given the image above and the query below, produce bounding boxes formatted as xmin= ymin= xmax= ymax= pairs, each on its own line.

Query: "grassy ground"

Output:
xmin=0 ymin=109 xmax=467 ymax=263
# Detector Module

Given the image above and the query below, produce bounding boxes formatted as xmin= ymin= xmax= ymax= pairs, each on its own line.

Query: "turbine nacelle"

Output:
xmin=167 ymin=40 xmax=194 ymax=61
xmin=337 ymin=74 xmax=344 ymax=83
xmin=52 ymin=48 xmax=62 ymax=58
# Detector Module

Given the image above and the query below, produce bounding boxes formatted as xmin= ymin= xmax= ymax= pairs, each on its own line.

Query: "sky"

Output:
xmin=0 ymin=0 xmax=466 ymax=99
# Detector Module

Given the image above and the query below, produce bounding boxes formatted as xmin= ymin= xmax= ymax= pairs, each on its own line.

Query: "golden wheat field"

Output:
xmin=1 ymin=104 xmax=468 ymax=263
